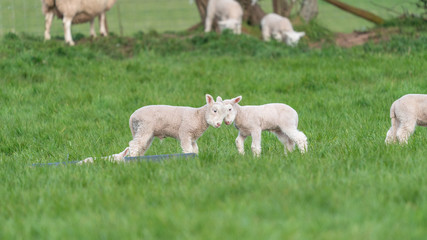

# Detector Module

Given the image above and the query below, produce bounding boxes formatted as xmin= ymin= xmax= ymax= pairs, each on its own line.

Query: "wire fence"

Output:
xmin=0 ymin=0 xmax=201 ymax=37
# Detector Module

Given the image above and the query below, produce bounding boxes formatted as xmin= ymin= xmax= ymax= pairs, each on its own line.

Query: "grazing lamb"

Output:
xmin=128 ymin=94 xmax=228 ymax=157
xmin=222 ymin=96 xmax=308 ymax=156
xmin=261 ymin=13 xmax=305 ymax=46
xmin=385 ymin=94 xmax=427 ymax=144
xmin=78 ymin=147 xmax=129 ymax=164
xmin=41 ymin=0 xmax=117 ymax=46
xmin=205 ymin=0 xmax=243 ymax=34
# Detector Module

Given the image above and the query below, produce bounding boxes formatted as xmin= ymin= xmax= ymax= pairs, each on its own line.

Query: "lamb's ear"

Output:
xmin=299 ymin=32 xmax=305 ymax=37
xmin=206 ymin=94 xmax=214 ymax=105
xmin=233 ymin=96 xmax=242 ymax=104
xmin=216 ymin=96 xmax=223 ymax=102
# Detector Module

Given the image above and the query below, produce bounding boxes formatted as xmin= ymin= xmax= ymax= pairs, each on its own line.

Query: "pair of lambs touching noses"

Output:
xmin=80 ymin=94 xmax=426 ymax=164
xmin=80 ymin=94 xmax=308 ymax=164
xmin=205 ymin=0 xmax=305 ymax=46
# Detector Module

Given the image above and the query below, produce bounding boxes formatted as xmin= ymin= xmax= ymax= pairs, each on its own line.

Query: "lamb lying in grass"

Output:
xmin=41 ymin=0 xmax=117 ymax=45
xmin=205 ymin=0 xmax=243 ymax=34
xmin=222 ymin=96 xmax=308 ymax=156
xmin=261 ymin=13 xmax=305 ymax=46
xmin=385 ymin=94 xmax=427 ymax=144
xmin=128 ymin=94 xmax=227 ymax=157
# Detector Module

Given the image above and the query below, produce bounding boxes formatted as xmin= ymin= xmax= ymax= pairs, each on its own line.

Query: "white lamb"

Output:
xmin=385 ymin=94 xmax=427 ymax=144
xmin=222 ymin=96 xmax=308 ymax=156
xmin=261 ymin=13 xmax=305 ymax=46
xmin=128 ymin=94 xmax=228 ymax=157
xmin=205 ymin=0 xmax=243 ymax=34
xmin=41 ymin=0 xmax=117 ymax=46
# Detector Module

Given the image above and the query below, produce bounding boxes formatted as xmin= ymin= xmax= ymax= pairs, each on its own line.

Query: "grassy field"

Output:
xmin=0 ymin=0 xmax=421 ymax=36
xmin=1 ymin=20 xmax=427 ymax=239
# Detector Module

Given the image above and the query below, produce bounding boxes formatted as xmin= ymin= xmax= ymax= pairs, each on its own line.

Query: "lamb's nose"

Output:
xmin=225 ymin=121 xmax=231 ymax=125
xmin=216 ymin=123 xmax=221 ymax=127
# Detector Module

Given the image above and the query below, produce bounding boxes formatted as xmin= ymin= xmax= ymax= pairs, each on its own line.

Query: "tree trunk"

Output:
xmin=299 ymin=0 xmax=318 ymax=22
xmin=272 ymin=0 xmax=295 ymax=18
xmin=194 ymin=0 xmax=265 ymax=30
xmin=323 ymin=0 xmax=384 ymax=24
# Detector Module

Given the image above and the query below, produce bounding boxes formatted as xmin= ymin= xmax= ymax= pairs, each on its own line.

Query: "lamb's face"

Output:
xmin=283 ymin=31 xmax=305 ymax=46
xmin=224 ymin=102 xmax=237 ymax=125
xmin=218 ymin=19 xmax=239 ymax=34
xmin=222 ymin=96 xmax=242 ymax=125
xmin=205 ymin=94 xmax=228 ymax=128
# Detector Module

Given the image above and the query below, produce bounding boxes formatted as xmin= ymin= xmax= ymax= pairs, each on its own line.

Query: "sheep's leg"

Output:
xmin=236 ymin=22 xmax=242 ymax=35
xmin=63 ymin=16 xmax=75 ymax=46
xmin=274 ymin=130 xmax=295 ymax=155
xmin=191 ymin=141 xmax=199 ymax=155
xmin=235 ymin=132 xmax=247 ymax=155
xmin=273 ymin=32 xmax=282 ymax=42
xmin=90 ymin=19 xmax=96 ymax=38
xmin=99 ymin=13 xmax=108 ymax=37
xmin=396 ymin=120 xmax=416 ymax=144
xmin=180 ymin=136 xmax=194 ymax=153
xmin=44 ymin=11 xmax=54 ymax=41
xmin=385 ymin=117 xmax=399 ymax=144
xmin=283 ymin=128 xmax=308 ymax=153
xmin=250 ymin=129 xmax=262 ymax=157
xmin=262 ymin=26 xmax=270 ymax=41
xmin=129 ymin=134 xmax=154 ymax=157
xmin=204 ymin=4 xmax=215 ymax=32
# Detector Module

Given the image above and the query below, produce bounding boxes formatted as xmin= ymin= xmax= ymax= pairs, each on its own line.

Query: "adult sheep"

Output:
xmin=205 ymin=0 xmax=243 ymax=34
xmin=41 ymin=0 xmax=117 ymax=46
xmin=385 ymin=94 xmax=427 ymax=144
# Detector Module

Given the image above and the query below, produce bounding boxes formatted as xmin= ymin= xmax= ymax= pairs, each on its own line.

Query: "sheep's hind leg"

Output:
xmin=273 ymin=130 xmax=295 ymax=155
xmin=385 ymin=117 xmax=399 ymax=144
xmin=90 ymin=19 xmax=96 ymax=38
xmin=129 ymin=134 xmax=154 ymax=157
xmin=44 ymin=11 xmax=54 ymax=40
xmin=283 ymin=128 xmax=308 ymax=153
xmin=397 ymin=120 xmax=416 ymax=144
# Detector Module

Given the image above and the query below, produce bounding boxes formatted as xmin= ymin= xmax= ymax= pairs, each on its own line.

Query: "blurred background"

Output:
xmin=0 ymin=0 xmax=421 ymax=37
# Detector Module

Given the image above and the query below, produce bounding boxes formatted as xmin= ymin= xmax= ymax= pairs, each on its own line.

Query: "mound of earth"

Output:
xmin=334 ymin=27 xmax=400 ymax=48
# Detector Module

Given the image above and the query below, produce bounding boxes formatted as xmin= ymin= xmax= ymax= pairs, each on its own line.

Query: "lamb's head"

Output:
xmin=222 ymin=96 xmax=242 ymax=125
xmin=283 ymin=31 xmax=305 ymax=46
xmin=218 ymin=19 xmax=240 ymax=34
xmin=205 ymin=94 xmax=228 ymax=128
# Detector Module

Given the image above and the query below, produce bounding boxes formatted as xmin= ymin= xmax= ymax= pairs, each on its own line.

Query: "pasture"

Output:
xmin=1 ymin=17 xmax=427 ymax=240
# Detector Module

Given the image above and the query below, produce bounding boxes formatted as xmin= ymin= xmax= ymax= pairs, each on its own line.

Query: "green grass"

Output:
xmin=1 ymin=27 xmax=427 ymax=239
xmin=0 ymin=0 xmax=422 ymax=37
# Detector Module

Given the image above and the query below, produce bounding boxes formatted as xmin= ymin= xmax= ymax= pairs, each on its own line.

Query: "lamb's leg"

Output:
xmin=235 ymin=132 xmax=247 ymax=155
xmin=180 ymin=136 xmax=194 ymax=153
xmin=274 ymin=130 xmax=295 ymax=155
xmin=90 ymin=19 xmax=96 ymax=38
xmin=396 ymin=120 xmax=416 ymax=144
xmin=262 ymin=26 xmax=271 ymax=41
xmin=63 ymin=16 xmax=75 ymax=46
xmin=99 ymin=13 xmax=108 ymax=37
xmin=44 ymin=11 xmax=54 ymax=41
xmin=129 ymin=134 xmax=154 ymax=157
xmin=191 ymin=141 xmax=199 ymax=155
xmin=250 ymin=129 xmax=262 ymax=157
xmin=385 ymin=117 xmax=399 ymax=144
xmin=204 ymin=3 xmax=215 ymax=32
xmin=283 ymin=128 xmax=308 ymax=153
